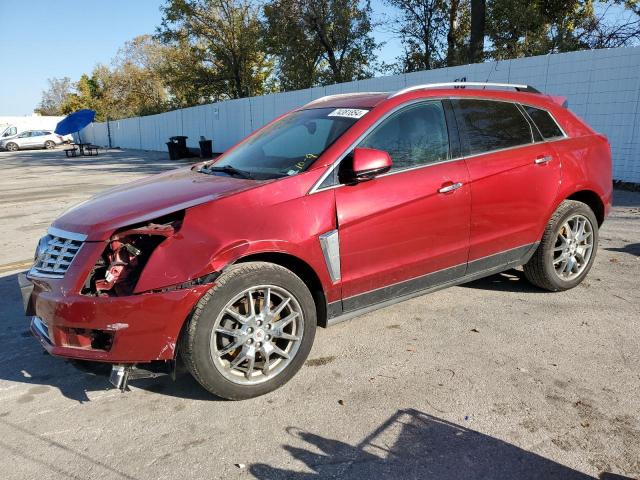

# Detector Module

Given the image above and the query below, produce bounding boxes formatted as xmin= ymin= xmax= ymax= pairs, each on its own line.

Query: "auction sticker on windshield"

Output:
xmin=327 ymin=108 xmax=369 ymax=119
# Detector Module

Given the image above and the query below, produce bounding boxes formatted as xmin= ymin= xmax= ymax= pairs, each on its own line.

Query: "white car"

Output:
xmin=0 ymin=130 xmax=64 ymax=151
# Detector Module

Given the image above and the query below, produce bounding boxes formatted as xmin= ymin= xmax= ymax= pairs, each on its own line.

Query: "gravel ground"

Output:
xmin=0 ymin=148 xmax=638 ymax=479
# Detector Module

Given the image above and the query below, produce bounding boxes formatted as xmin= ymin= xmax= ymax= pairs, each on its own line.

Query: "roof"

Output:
xmin=300 ymin=82 xmax=565 ymax=111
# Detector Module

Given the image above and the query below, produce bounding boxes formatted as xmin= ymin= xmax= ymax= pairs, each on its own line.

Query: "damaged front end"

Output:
xmin=26 ymin=211 xmax=220 ymax=392
xmin=83 ymin=213 xmax=182 ymax=297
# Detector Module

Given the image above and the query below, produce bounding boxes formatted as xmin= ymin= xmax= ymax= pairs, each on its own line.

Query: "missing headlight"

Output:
xmin=83 ymin=211 xmax=184 ymax=296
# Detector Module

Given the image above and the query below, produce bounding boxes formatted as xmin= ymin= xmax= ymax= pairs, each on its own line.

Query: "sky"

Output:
xmin=0 ymin=0 xmax=401 ymax=116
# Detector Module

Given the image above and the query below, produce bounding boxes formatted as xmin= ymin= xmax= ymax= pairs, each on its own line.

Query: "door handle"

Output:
xmin=438 ymin=182 xmax=463 ymax=193
xmin=535 ymin=155 xmax=553 ymax=164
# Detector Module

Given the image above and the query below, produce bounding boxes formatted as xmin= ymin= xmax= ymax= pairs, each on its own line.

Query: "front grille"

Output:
xmin=31 ymin=232 xmax=84 ymax=277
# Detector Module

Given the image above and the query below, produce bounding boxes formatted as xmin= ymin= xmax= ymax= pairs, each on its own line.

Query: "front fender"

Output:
xmin=133 ymin=186 xmax=337 ymax=296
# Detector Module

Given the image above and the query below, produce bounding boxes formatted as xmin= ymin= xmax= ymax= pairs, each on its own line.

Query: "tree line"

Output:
xmin=36 ymin=0 xmax=640 ymax=121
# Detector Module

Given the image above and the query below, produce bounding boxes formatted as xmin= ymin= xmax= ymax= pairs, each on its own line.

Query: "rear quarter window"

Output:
xmin=452 ymin=99 xmax=533 ymax=155
xmin=523 ymin=105 xmax=565 ymax=139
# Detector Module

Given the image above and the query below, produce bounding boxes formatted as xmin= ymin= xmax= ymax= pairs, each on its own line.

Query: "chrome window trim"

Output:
xmin=519 ymin=102 xmax=568 ymax=140
xmin=307 ymin=96 xmax=569 ymax=195
xmin=47 ymin=226 xmax=88 ymax=242
xmin=308 ymin=98 xmax=446 ymax=194
xmin=516 ymin=103 xmax=537 ymax=143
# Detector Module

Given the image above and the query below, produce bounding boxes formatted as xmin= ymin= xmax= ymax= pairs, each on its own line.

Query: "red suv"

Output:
xmin=20 ymin=82 xmax=612 ymax=399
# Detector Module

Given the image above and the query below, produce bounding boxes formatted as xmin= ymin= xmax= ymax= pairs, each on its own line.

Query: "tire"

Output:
xmin=44 ymin=140 xmax=55 ymax=149
xmin=524 ymin=200 xmax=599 ymax=291
xmin=5 ymin=142 xmax=18 ymax=152
xmin=181 ymin=261 xmax=317 ymax=400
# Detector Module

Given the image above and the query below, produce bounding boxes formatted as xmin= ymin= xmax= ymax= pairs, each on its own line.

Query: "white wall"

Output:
xmin=81 ymin=46 xmax=640 ymax=183
xmin=0 ymin=115 xmax=65 ymax=132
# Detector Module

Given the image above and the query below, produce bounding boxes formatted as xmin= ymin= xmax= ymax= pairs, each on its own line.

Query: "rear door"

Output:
xmin=452 ymin=99 xmax=561 ymax=272
xmin=31 ymin=131 xmax=47 ymax=147
xmin=334 ymin=100 xmax=471 ymax=311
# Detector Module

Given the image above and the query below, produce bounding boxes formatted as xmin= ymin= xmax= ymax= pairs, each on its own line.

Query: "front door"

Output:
xmin=334 ymin=101 xmax=471 ymax=312
xmin=16 ymin=131 xmax=33 ymax=147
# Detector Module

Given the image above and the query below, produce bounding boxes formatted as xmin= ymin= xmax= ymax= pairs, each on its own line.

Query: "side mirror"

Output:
xmin=349 ymin=148 xmax=392 ymax=182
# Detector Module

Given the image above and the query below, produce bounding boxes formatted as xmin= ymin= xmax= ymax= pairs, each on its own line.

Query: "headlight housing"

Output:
xmin=82 ymin=212 xmax=184 ymax=296
xmin=34 ymin=234 xmax=53 ymax=261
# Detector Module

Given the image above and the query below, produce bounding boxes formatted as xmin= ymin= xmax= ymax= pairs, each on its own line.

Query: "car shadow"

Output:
xmin=250 ymin=409 xmax=632 ymax=479
xmin=0 ymin=272 xmax=219 ymax=402
xmin=460 ymin=269 xmax=544 ymax=293
xmin=604 ymin=242 xmax=640 ymax=257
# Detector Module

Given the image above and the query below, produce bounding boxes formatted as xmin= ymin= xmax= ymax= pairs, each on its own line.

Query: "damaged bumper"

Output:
xmin=22 ymin=275 xmax=210 ymax=363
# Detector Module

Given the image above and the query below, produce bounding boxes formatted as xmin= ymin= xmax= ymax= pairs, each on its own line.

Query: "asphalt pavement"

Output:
xmin=0 ymin=148 xmax=638 ymax=479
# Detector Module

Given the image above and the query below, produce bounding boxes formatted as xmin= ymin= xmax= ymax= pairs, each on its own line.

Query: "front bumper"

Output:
xmin=20 ymin=272 xmax=210 ymax=363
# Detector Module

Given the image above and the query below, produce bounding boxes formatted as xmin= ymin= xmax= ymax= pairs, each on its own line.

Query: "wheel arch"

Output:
xmin=232 ymin=252 xmax=329 ymax=328
xmin=566 ymin=189 xmax=605 ymax=226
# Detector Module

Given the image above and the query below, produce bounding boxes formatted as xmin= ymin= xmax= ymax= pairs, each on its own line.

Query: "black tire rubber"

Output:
xmin=44 ymin=140 xmax=55 ymax=149
xmin=523 ymin=200 xmax=599 ymax=291
xmin=180 ymin=261 xmax=317 ymax=400
xmin=6 ymin=143 xmax=18 ymax=152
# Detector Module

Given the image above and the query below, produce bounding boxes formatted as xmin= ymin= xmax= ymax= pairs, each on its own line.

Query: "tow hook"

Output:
xmin=109 ymin=361 xmax=175 ymax=392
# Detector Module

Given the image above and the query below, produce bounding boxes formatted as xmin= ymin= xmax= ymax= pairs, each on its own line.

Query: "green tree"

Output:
xmin=59 ymin=74 xmax=101 ymax=115
xmin=383 ymin=0 xmax=470 ymax=72
xmin=106 ymin=35 xmax=168 ymax=118
xmin=35 ymin=77 xmax=73 ymax=115
xmin=264 ymin=0 xmax=377 ymax=87
xmin=469 ymin=0 xmax=485 ymax=62
xmin=385 ymin=0 xmax=448 ymax=71
xmin=581 ymin=0 xmax=640 ymax=48
xmin=263 ymin=0 xmax=325 ymax=89
xmin=155 ymin=36 xmax=223 ymax=107
xmin=487 ymin=0 xmax=599 ymax=59
xmin=447 ymin=0 xmax=471 ymax=66
xmin=158 ymin=0 xmax=272 ymax=99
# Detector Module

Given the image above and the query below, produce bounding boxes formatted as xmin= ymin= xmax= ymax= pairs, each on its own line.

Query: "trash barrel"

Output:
xmin=170 ymin=136 xmax=189 ymax=158
xmin=199 ymin=139 xmax=213 ymax=159
xmin=166 ymin=140 xmax=180 ymax=160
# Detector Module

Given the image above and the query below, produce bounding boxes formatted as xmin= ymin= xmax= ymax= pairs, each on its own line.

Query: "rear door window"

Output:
xmin=359 ymin=101 xmax=450 ymax=171
xmin=522 ymin=105 xmax=564 ymax=139
xmin=452 ymin=99 xmax=533 ymax=155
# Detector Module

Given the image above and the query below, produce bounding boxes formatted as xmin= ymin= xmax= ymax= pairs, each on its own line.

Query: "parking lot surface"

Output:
xmin=0 ymin=148 xmax=638 ymax=479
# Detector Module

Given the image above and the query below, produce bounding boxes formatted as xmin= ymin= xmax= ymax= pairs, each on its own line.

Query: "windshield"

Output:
xmin=205 ymin=107 xmax=367 ymax=180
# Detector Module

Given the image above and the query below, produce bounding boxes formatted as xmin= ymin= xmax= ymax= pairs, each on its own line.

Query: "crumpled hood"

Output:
xmin=53 ymin=166 xmax=259 ymax=240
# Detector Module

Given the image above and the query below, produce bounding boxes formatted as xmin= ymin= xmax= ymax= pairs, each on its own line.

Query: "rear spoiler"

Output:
xmin=548 ymin=95 xmax=569 ymax=108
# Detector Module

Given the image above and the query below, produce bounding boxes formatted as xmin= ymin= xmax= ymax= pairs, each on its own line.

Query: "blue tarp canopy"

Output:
xmin=54 ymin=109 xmax=96 ymax=136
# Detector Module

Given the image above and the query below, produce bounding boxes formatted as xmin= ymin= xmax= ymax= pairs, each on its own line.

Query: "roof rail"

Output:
xmin=305 ymin=92 xmax=384 ymax=106
xmin=389 ymin=82 xmax=541 ymax=98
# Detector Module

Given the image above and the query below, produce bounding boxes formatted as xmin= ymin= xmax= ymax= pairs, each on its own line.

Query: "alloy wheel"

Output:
xmin=553 ymin=214 xmax=594 ymax=281
xmin=210 ymin=285 xmax=304 ymax=385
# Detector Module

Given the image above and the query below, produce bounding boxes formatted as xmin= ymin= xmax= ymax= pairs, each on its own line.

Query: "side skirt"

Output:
xmin=326 ymin=242 xmax=539 ymax=327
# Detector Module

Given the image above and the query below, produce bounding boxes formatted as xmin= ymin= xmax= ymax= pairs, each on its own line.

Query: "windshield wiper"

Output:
xmin=201 ymin=165 xmax=253 ymax=179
